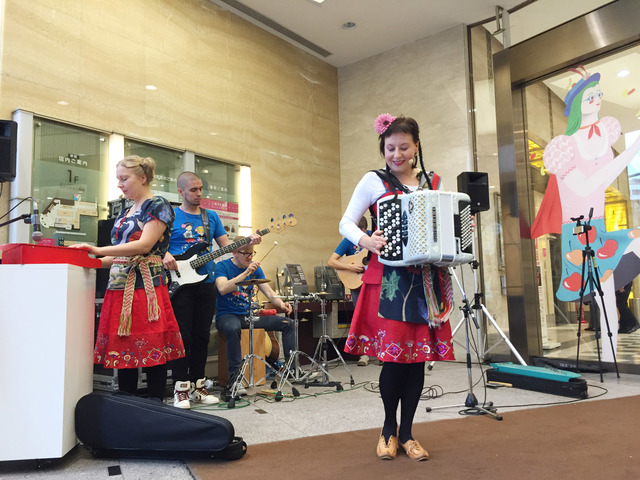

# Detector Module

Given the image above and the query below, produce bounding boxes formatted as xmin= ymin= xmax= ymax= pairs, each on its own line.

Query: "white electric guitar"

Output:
xmin=167 ymin=214 xmax=296 ymax=298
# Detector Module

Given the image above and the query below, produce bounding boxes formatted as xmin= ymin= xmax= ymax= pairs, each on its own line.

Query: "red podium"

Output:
xmin=0 ymin=243 xmax=101 ymax=268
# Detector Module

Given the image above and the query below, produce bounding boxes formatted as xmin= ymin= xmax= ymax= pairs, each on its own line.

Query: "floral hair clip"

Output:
xmin=374 ymin=113 xmax=396 ymax=135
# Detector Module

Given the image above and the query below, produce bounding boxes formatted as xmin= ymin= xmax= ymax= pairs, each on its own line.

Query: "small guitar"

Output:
xmin=167 ymin=214 xmax=297 ymax=298
xmin=335 ymin=248 xmax=369 ymax=290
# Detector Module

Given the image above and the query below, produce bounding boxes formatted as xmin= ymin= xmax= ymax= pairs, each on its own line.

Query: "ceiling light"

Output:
xmin=308 ymin=0 xmax=325 ymax=3
xmin=145 ymin=85 xmax=158 ymax=91
xmin=342 ymin=21 xmax=356 ymax=30
xmin=57 ymin=100 xmax=69 ymax=106
xmin=618 ymin=70 xmax=630 ymax=78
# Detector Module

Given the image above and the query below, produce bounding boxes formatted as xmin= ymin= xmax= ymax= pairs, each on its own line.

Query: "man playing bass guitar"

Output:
xmin=163 ymin=172 xmax=261 ymax=409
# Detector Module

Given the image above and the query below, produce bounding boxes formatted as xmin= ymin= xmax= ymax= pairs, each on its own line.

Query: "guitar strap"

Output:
xmin=200 ymin=208 xmax=211 ymax=245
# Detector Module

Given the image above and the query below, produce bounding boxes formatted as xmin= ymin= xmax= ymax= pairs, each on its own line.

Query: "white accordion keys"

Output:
xmin=376 ymin=190 xmax=474 ymax=267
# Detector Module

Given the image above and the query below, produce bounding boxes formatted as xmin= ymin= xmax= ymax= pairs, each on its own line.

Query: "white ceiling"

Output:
xmin=209 ymin=0 xmax=524 ymax=67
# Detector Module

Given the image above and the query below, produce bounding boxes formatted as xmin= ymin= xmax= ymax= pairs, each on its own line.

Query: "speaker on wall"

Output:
xmin=457 ymin=171 xmax=490 ymax=214
xmin=0 ymin=120 xmax=17 ymax=183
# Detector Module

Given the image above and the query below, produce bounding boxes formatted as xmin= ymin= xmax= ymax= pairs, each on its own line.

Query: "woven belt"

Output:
xmin=112 ymin=255 xmax=163 ymax=336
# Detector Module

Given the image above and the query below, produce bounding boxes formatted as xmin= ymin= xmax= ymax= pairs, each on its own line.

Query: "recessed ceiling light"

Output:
xmin=57 ymin=100 xmax=69 ymax=106
xmin=145 ymin=85 xmax=158 ymax=91
xmin=618 ymin=70 xmax=630 ymax=78
xmin=342 ymin=21 xmax=357 ymax=30
xmin=309 ymin=0 xmax=325 ymax=3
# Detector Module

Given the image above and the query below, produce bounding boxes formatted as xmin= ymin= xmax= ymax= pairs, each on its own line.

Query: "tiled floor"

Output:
xmin=1 ymin=354 xmax=639 ymax=479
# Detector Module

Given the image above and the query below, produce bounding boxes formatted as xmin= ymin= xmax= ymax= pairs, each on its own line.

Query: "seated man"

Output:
xmin=214 ymin=239 xmax=295 ymax=398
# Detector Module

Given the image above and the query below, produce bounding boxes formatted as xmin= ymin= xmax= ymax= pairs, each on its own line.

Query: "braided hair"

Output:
xmin=377 ymin=116 xmax=432 ymax=190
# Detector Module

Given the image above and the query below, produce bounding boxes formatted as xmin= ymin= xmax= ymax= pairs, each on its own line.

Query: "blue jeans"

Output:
xmin=351 ymin=287 xmax=361 ymax=307
xmin=215 ymin=313 xmax=295 ymax=380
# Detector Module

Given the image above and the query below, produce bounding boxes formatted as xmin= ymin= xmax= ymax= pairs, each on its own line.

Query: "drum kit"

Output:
xmin=226 ymin=277 xmax=354 ymax=406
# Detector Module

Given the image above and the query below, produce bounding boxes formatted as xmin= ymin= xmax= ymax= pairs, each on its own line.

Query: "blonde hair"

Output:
xmin=117 ymin=155 xmax=155 ymax=184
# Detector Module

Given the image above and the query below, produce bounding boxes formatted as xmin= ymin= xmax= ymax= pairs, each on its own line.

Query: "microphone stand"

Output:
xmin=572 ymin=209 xmax=620 ymax=382
xmin=0 ymin=213 xmax=30 ymax=229
xmin=426 ymin=267 xmax=502 ymax=420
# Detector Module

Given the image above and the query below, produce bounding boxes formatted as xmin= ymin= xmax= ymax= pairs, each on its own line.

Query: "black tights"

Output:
xmin=379 ymin=362 xmax=425 ymax=444
xmin=118 ymin=365 xmax=168 ymax=401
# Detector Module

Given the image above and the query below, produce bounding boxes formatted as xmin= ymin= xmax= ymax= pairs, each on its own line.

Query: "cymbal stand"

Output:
xmin=426 ymin=267 xmax=502 ymax=420
xmin=227 ymin=289 xmax=298 ymax=408
xmin=305 ymin=293 xmax=354 ymax=389
xmin=272 ymin=294 xmax=332 ymax=401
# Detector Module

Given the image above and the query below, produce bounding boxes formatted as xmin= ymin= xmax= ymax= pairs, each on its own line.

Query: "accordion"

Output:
xmin=377 ymin=189 xmax=473 ymax=267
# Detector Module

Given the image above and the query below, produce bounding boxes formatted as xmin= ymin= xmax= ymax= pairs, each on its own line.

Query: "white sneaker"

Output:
xmin=357 ymin=355 xmax=370 ymax=366
xmin=237 ymin=385 xmax=248 ymax=396
xmin=190 ymin=378 xmax=220 ymax=405
xmin=173 ymin=380 xmax=191 ymax=409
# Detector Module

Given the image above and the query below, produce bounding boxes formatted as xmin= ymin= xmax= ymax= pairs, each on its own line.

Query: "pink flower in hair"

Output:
xmin=374 ymin=113 xmax=396 ymax=135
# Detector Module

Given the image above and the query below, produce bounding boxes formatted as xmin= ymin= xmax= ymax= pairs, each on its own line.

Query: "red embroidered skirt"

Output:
xmin=344 ymin=255 xmax=455 ymax=363
xmin=95 ymin=285 xmax=185 ymax=369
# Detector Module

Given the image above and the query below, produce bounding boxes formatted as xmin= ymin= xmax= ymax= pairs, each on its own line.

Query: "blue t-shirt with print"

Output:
xmin=168 ymin=207 xmax=227 ymax=283
xmin=214 ymin=257 xmax=266 ymax=317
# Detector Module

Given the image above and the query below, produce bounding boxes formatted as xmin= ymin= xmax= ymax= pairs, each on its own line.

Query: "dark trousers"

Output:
xmin=616 ymin=283 xmax=639 ymax=332
xmin=215 ymin=313 xmax=295 ymax=380
xmin=118 ymin=366 xmax=167 ymax=400
xmin=169 ymin=282 xmax=217 ymax=383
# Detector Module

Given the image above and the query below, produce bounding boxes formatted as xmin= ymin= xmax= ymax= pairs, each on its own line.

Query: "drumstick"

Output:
xmin=256 ymin=241 xmax=278 ymax=262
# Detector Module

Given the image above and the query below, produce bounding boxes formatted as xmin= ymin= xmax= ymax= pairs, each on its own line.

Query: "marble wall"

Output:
xmin=0 ymin=0 xmax=340 ymax=282
xmin=338 ymin=25 xmax=473 ymax=209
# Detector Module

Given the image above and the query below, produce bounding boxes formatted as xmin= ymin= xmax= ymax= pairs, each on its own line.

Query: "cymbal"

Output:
xmin=315 ymin=291 xmax=330 ymax=298
xmin=236 ymin=278 xmax=271 ymax=286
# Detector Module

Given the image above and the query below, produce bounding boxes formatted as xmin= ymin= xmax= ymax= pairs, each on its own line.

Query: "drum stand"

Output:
xmin=271 ymin=294 xmax=334 ymax=401
xmin=305 ymin=293 xmax=354 ymax=390
xmin=226 ymin=289 xmax=299 ymax=408
xmin=426 ymin=267 xmax=503 ymax=420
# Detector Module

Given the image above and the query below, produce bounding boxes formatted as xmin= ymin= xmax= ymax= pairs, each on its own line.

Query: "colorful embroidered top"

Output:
xmin=108 ymin=196 xmax=174 ymax=290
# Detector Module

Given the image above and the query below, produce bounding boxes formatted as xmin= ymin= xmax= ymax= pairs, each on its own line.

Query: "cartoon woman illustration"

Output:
xmin=535 ymin=66 xmax=640 ymax=361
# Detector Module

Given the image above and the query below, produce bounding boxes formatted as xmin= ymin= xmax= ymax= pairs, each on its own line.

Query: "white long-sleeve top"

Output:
xmin=339 ymin=171 xmax=422 ymax=247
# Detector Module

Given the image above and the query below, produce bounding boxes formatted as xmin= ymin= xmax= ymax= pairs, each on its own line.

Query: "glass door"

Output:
xmin=492 ymin=0 xmax=640 ymax=371
xmin=527 ymin=45 xmax=640 ymax=366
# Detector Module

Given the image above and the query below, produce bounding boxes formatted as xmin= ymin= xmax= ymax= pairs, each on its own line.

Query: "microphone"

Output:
xmin=31 ymin=199 xmax=43 ymax=243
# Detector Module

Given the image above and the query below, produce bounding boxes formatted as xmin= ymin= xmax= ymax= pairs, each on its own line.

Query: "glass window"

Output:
xmin=195 ymin=156 xmax=241 ymax=238
xmin=32 ymin=118 xmax=109 ymax=245
xmin=124 ymin=139 xmax=183 ymax=204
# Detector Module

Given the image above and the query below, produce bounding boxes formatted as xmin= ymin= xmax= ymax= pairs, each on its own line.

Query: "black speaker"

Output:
xmin=457 ymin=171 xmax=490 ymax=214
xmin=0 ymin=120 xmax=17 ymax=183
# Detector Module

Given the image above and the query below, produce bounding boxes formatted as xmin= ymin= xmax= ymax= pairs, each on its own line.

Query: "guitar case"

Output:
xmin=75 ymin=391 xmax=246 ymax=460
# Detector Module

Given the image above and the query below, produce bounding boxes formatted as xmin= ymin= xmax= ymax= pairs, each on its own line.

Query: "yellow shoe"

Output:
xmin=400 ymin=439 xmax=429 ymax=461
xmin=376 ymin=433 xmax=397 ymax=460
